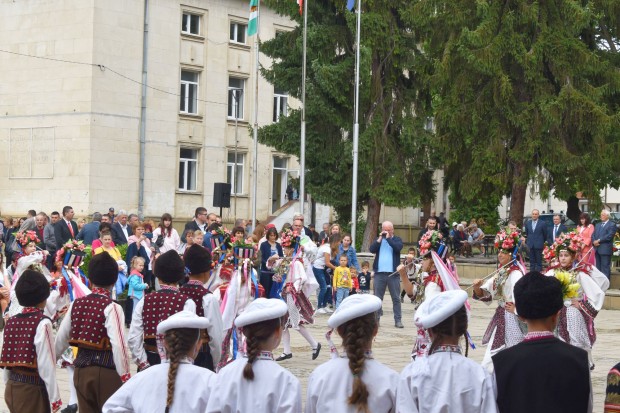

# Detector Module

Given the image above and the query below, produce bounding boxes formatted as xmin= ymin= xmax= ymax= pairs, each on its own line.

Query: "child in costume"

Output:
xmin=543 ymin=231 xmax=609 ymax=369
xmin=180 ymin=244 xmax=224 ymax=371
xmin=0 ymin=270 xmax=62 ymax=413
xmin=492 ymin=272 xmax=592 ymax=413
xmin=103 ymin=311 xmax=215 ymax=413
xmin=128 ymin=250 xmax=196 ymax=369
xmin=397 ymin=290 xmax=498 ymax=413
xmin=306 ymin=294 xmax=398 ymax=413
xmin=54 ymin=252 xmax=132 ymax=413
xmin=205 ymin=298 xmax=302 ymax=413
xmin=472 ymin=229 xmax=526 ymax=371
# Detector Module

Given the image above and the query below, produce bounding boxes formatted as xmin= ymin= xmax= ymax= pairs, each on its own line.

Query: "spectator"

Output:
xmin=101 ymin=214 xmax=112 ymax=224
xmin=152 ymin=213 xmax=181 ymax=255
xmin=107 ymin=207 xmax=116 ymax=222
xmin=112 ymin=209 xmax=132 ymax=245
xmin=182 ymin=207 xmax=208 ymax=243
xmin=292 ymin=213 xmax=312 ymax=238
xmin=33 ymin=212 xmax=47 ymax=249
xmin=17 ymin=209 xmax=37 ymax=232
xmin=93 ymin=229 xmax=122 ymax=260
xmin=417 ymin=216 xmax=437 ymax=242
xmin=92 ymin=222 xmax=115 ymax=250
xmin=313 ymin=234 xmax=340 ymax=314
xmin=76 ymin=212 xmax=102 ymax=245
xmin=454 ymin=224 xmax=470 ymax=257
xmin=548 ymin=214 xmax=567 ymax=245
xmin=259 ymin=226 xmax=283 ymax=297
xmin=522 ymin=209 xmax=548 ymax=272
xmin=593 ymin=209 xmax=616 ymax=279
xmin=336 ymin=233 xmax=360 ymax=272
xmin=576 ymin=212 xmax=595 ymax=265
xmin=54 ymin=205 xmax=78 ymax=248
xmin=251 ymin=224 xmax=265 ymax=244
xmin=126 ymin=222 xmax=153 ymax=287
xmin=318 ymin=223 xmax=330 ymax=244
xmin=468 ymin=223 xmax=485 ymax=254
xmin=369 ymin=221 xmax=404 ymax=328
xmin=330 ymin=223 xmax=341 ymax=236
xmin=308 ymin=224 xmax=319 ymax=243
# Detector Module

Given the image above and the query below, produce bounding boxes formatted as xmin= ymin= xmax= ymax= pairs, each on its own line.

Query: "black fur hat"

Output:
xmin=514 ymin=271 xmax=563 ymax=320
xmin=88 ymin=252 xmax=119 ymax=286
xmin=15 ymin=270 xmax=50 ymax=307
xmin=184 ymin=244 xmax=212 ymax=276
xmin=154 ymin=250 xmax=185 ymax=283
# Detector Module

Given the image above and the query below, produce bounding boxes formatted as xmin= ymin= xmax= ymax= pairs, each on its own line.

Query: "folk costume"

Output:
xmin=205 ymin=298 xmax=302 ymax=413
xmin=54 ymin=253 xmax=132 ymax=413
xmin=543 ymin=231 xmax=609 ymax=368
xmin=473 ymin=229 xmax=526 ymax=371
xmin=306 ymin=295 xmax=398 ymax=413
xmin=103 ymin=311 xmax=215 ymax=413
xmin=0 ymin=270 xmax=62 ymax=413
xmin=398 ymin=290 xmax=498 ymax=413
xmin=128 ymin=250 xmax=195 ymax=369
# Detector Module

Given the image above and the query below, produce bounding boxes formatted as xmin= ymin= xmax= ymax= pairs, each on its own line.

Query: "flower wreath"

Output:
xmin=543 ymin=231 xmax=584 ymax=263
xmin=418 ymin=230 xmax=443 ymax=256
xmin=494 ymin=229 xmax=520 ymax=254
xmin=280 ymin=227 xmax=300 ymax=250
xmin=55 ymin=239 xmax=87 ymax=266
xmin=15 ymin=230 xmax=40 ymax=247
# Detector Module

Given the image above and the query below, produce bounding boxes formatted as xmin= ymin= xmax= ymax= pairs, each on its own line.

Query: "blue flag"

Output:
xmin=346 ymin=0 xmax=355 ymax=10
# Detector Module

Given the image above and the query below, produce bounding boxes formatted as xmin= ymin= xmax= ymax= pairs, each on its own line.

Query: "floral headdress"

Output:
xmin=55 ymin=239 xmax=87 ymax=266
xmin=554 ymin=270 xmax=580 ymax=301
xmin=280 ymin=227 xmax=300 ymax=250
xmin=418 ymin=230 xmax=445 ymax=258
xmin=543 ymin=231 xmax=584 ymax=263
xmin=15 ymin=230 xmax=40 ymax=247
xmin=494 ymin=229 xmax=520 ymax=254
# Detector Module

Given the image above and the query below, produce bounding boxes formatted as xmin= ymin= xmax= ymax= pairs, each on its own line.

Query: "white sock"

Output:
xmin=282 ymin=329 xmax=291 ymax=354
xmin=298 ymin=326 xmax=318 ymax=349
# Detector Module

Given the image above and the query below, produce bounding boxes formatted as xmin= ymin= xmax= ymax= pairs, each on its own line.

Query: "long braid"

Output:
xmin=164 ymin=328 xmax=200 ymax=413
xmin=241 ymin=318 xmax=281 ymax=381
xmin=337 ymin=312 xmax=376 ymax=413
xmin=428 ymin=305 xmax=468 ymax=356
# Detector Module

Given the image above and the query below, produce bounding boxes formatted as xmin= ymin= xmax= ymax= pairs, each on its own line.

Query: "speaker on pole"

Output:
xmin=213 ymin=182 xmax=231 ymax=208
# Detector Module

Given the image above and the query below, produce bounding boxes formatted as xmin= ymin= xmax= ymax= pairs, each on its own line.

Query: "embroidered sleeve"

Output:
xmin=578 ymin=299 xmax=598 ymax=319
xmin=105 ymin=302 xmax=131 ymax=382
xmin=35 ymin=319 xmax=62 ymax=411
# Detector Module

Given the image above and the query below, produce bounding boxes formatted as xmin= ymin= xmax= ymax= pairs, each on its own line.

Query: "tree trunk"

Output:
xmin=509 ymin=163 xmax=527 ymax=227
xmin=362 ymin=197 xmax=382 ymax=252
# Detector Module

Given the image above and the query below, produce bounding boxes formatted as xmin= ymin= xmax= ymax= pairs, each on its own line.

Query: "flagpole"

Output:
xmin=299 ymin=0 xmax=308 ymax=218
xmin=251 ymin=0 xmax=260 ymax=232
xmin=350 ymin=0 xmax=361 ymax=247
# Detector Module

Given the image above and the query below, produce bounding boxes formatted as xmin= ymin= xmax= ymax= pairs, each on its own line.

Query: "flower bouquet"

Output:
xmin=56 ymin=239 xmax=87 ymax=268
xmin=554 ymin=270 xmax=580 ymax=304
xmin=210 ymin=227 xmax=232 ymax=251
xmin=231 ymin=236 xmax=257 ymax=260
xmin=418 ymin=230 xmax=443 ymax=255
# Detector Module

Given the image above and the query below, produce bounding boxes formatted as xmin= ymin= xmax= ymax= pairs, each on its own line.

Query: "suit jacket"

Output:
xmin=43 ymin=223 xmax=57 ymax=252
xmin=493 ymin=337 xmax=591 ymax=413
xmin=77 ymin=221 xmax=101 ymax=245
xmin=112 ymin=222 xmax=132 ymax=245
xmin=592 ymin=220 xmax=617 ymax=255
xmin=54 ymin=219 xmax=78 ymax=248
xmin=181 ymin=220 xmax=203 ymax=243
xmin=524 ymin=219 xmax=548 ymax=249
xmin=369 ymin=236 xmax=404 ymax=272
xmin=548 ymin=223 xmax=567 ymax=245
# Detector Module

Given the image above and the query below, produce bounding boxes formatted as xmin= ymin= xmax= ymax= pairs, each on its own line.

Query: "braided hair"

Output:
xmin=164 ymin=328 xmax=201 ymax=413
xmin=242 ymin=317 xmax=282 ymax=380
xmin=427 ymin=305 xmax=469 ymax=357
xmin=336 ymin=312 xmax=377 ymax=413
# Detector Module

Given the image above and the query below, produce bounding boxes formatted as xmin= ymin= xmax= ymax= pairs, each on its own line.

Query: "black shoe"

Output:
xmin=400 ymin=296 xmax=404 ymax=303
xmin=61 ymin=404 xmax=78 ymax=413
xmin=395 ymin=321 xmax=404 ymax=328
xmin=312 ymin=343 xmax=322 ymax=360
xmin=590 ymin=364 xmax=595 ymax=371
xmin=276 ymin=353 xmax=292 ymax=362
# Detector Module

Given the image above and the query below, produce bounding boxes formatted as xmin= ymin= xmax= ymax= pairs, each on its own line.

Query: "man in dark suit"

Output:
xmin=76 ymin=212 xmax=102 ymax=245
xmin=181 ymin=207 xmax=208 ymax=243
xmin=522 ymin=209 xmax=548 ymax=271
xmin=111 ymin=209 xmax=132 ymax=245
xmin=592 ymin=209 xmax=617 ymax=279
xmin=493 ymin=272 xmax=591 ymax=413
xmin=54 ymin=205 xmax=78 ymax=247
xmin=548 ymin=214 xmax=567 ymax=245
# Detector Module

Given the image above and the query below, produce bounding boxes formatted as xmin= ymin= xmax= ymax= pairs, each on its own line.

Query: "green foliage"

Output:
xmin=449 ymin=188 xmax=501 ymax=235
xmin=80 ymin=246 xmax=93 ymax=278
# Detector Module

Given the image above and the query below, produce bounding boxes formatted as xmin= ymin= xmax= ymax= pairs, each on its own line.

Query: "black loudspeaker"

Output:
xmin=213 ymin=182 xmax=231 ymax=208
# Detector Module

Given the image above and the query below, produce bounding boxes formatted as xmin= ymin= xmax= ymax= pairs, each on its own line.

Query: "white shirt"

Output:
xmin=200 ymin=292 xmax=224 ymax=366
xmin=306 ymin=357 xmax=398 ymax=413
xmin=152 ymin=227 xmax=181 ymax=254
xmin=313 ymin=243 xmax=332 ymax=269
xmin=121 ymin=224 xmax=129 ymax=241
xmin=205 ymin=356 xmax=301 ymax=413
xmin=55 ymin=299 xmax=132 ymax=381
xmin=397 ymin=351 xmax=498 ymax=413
xmin=3 ymin=316 xmax=62 ymax=409
xmin=103 ymin=361 xmax=214 ymax=413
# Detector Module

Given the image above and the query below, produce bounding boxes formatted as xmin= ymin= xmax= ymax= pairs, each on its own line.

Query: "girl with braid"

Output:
xmin=103 ymin=311 xmax=214 ymax=412
xmin=305 ymin=295 xmax=398 ymax=413
xmin=397 ymin=290 xmax=498 ymax=412
xmin=206 ymin=298 xmax=302 ymax=413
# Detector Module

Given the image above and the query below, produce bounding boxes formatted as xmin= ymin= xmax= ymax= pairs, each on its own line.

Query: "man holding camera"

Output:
xmin=369 ymin=221 xmax=404 ymax=328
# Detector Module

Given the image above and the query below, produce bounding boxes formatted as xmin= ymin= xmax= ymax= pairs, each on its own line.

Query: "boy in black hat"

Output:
xmin=0 ymin=270 xmax=62 ymax=413
xmin=492 ymin=271 xmax=592 ymax=413
xmin=179 ymin=244 xmax=223 ymax=371
xmin=54 ymin=252 xmax=131 ymax=413
xmin=128 ymin=250 xmax=195 ymax=370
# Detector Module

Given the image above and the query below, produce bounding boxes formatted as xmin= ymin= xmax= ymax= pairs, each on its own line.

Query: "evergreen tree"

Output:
xmin=259 ymin=0 xmax=440 ymax=250
xmin=408 ymin=0 xmax=620 ymax=224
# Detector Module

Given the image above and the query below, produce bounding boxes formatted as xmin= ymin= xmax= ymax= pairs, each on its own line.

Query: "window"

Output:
xmin=228 ymin=78 xmax=245 ymax=119
xmin=180 ymin=71 xmax=199 ymax=114
xmin=179 ymin=148 xmax=198 ymax=191
xmin=273 ymin=87 xmax=288 ymax=122
xmin=182 ymin=13 xmax=200 ymax=35
xmin=229 ymin=22 xmax=247 ymax=44
xmin=227 ymin=152 xmax=245 ymax=194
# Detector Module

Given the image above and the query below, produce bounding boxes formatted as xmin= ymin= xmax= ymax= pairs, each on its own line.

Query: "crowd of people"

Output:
xmin=0 ymin=204 xmax=618 ymax=412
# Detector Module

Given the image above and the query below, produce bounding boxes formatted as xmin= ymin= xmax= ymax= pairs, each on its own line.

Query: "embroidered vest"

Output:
xmin=180 ymin=283 xmax=210 ymax=317
xmin=0 ymin=311 xmax=49 ymax=369
xmin=69 ymin=293 xmax=113 ymax=350
xmin=142 ymin=290 xmax=188 ymax=339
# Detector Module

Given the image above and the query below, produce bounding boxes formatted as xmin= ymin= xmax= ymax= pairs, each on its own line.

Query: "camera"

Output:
xmin=144 ymin=232 xmax=153 ymax=239
xmin=381 ymin=232 xmax=387 ymax=238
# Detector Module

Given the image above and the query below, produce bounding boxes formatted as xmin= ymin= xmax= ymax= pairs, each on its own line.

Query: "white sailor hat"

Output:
xmin=234 ymin=298 xmax=288 ymax=328
xmin=157 ymin=310 xmax=210 ymax=334
xmin=328 ymin=294 xmax=382 ymax=329
xmin=414 ymin=290 xmax=468 ymax=329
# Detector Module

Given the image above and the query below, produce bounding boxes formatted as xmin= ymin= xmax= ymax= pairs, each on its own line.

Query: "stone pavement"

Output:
xmin=0 ymin=298 xmax=618 ymax=412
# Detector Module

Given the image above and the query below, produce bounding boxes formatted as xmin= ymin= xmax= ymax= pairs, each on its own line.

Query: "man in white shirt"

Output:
xmin=112 ymin=210 xmax=132 ymax=245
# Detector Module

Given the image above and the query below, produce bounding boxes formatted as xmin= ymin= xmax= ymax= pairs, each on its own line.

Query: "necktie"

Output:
xmin=68 ymin=222 xmax=74 ymax=238
xmin=554 ymin=225 xmax=558 ymax=238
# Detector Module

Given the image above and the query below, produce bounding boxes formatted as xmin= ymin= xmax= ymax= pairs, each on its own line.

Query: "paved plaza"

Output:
xmin=0 ymin=296 xmax=617 ymax=412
